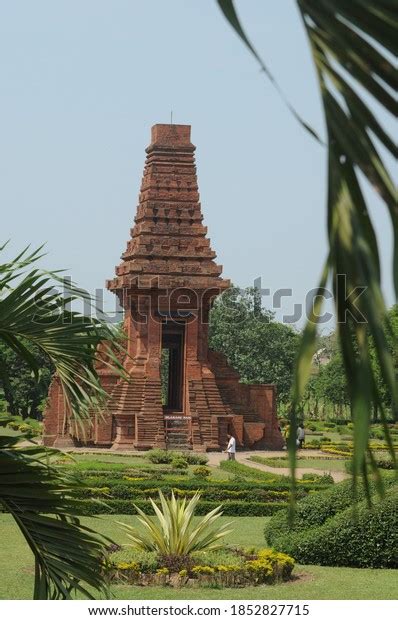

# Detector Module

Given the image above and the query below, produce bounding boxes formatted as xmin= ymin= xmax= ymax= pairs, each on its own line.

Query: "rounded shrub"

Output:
xmin=181 ymin=452 xmax=209 ymax=466
xmin=305 ymin=439 xmax=321 ymax=449
xmin=267 ymin=476 xmax=396 ymax=542
xmin=265 ymin=480 xmax=397 ymax=568
xmin=374 ymin=457 xmax=395 ymax=470
xmin=301 ymin=472 xmax=334 ymax=484
xmin=274 ymin=489 xmax=397 ymax=568
xmin=171 ymin=456 xmax=188 ymax=470
xmin=192 ymin=465 xmax=211 ymax=479
xmin=147 ymin=449 xmax=173 ymax=464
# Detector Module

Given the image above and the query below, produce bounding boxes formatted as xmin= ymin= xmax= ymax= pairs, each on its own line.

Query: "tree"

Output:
xmin=0 ymin=245 xmax=125 ymax=598
xmin=314 ymin=353 xmax=349 ymax=417
xmin=217 ymin=0 xmax=397 ymax=485
xmin=209 ymin=286 xmax=300 ymax=402
xmin=304 ymin=308 xmax=397 ymax=421
xmin=369 ymin=304 xmax=398 ymax=420
xmin=0 ymin=340 xmax=53 ymax=418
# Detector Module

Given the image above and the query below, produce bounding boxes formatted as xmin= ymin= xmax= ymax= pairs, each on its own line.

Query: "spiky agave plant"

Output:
xmin=118 ymin=491 xmax=233 ymax=556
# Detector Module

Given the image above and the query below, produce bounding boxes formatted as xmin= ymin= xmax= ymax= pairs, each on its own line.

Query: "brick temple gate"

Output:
xmin=43 ymin=124 xmax=284 ymax=451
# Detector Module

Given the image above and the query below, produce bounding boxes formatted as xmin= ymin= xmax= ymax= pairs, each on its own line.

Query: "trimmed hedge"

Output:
xmin=71 ymin=498 xmax=288 ymax=517
xmin=266 ymin=476 xmax=396 ymax=543
xmin=147 ymin=450 xmax=208 ymax=465
xmin=48 ymin=459 xmax=335 ymax=517
xmin=62 ymin=466 xmax=186 ymax=477
xmin=73 ymin=484 xmax=290 ymax=503
xmin=265 ymin=478 xmax=398 ymax=568
xmin=266 ymin=488 xmax=397 ymax=568
xmin=76 ymin=474 xmax=330 ymax=495
xmin=345 ymin=457 xmax=396 ymax=473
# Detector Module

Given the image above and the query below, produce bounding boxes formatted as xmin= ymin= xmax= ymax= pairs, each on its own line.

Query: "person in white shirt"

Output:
xmin=297 ymin=424 xmax=305 ymax=449
xmin=225 ymin=433 xmax=236 ymax=460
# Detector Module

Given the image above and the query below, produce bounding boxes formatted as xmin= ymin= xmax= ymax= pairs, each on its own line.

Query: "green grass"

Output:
xmin=206 ymin=466 xmax=234 ymax=480
xmin=219 ymin=460 xmax=286 ymax=481
xmin=249 ymin=456 xmax=348 ymax=472
xmin=1 ymin=513 xmax=397 ymax=600
xmin=69 ymin=453 xmax=148 ymax=464
xmin=56 ymin=453 xmax=149 ymax=470
xmin=110 ymin=566 xmax=398 ymax=600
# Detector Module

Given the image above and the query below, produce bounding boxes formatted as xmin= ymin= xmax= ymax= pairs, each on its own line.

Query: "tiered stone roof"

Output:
xmin=106 ymin=124 xmax=229 ymax=293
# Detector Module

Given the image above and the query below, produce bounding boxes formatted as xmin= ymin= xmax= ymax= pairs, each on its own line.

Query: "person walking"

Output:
xmin=282 ymin=422 xmax=290 ymax=450
xmin=297 ymin=423 xmax=305 ymax=449
xmin=225 ymin=433 xmax=236 ymax=460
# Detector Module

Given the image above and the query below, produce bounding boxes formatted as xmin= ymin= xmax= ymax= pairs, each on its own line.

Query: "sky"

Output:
xmin=1 ymin=0 xmax=395 ymax=329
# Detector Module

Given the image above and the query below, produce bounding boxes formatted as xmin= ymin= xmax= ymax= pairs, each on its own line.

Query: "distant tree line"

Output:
xmin=303 ymin=305 xmax=398 ymax=421
xmin=209 ymin=287 xmax=397 ymax=421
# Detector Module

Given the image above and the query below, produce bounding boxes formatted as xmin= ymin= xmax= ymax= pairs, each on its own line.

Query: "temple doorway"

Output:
xmin=161 ymin=321 xmax=185 ymax=412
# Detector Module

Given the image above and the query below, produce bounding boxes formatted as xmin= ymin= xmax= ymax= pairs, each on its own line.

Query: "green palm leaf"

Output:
xmin=0 ymin=419 xmax=111 ymax=599
xmin=0 ymin=245 xmax=127 ymax=422
xmin=216 ymin=0 xmax=398 ymax=497
xmin=0 ymin=247 xmax=129 ymax=598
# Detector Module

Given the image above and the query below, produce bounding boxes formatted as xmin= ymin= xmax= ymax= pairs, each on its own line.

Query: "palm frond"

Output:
xmin=0 ymin=418 xmax=111 ymax=599
xmin=0 ymin=245 xmax=128 ymax=421
xmin=216 ymin=0 xmax=398 ymax=496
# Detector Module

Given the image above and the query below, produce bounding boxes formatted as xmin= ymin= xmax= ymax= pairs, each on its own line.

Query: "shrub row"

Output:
xmin=74 ymin=467 xmax=188 ymax=479
xmin=344 ymin=456 xmax=396 ymax=473
xmin=72 ymin=498 xmax=288 ymax=517
xmin=6 ymin=420 xmax=41 ymax=437
xmin=147 ymin=449 xmax=208 ymax=465
xmin=77 ymin=474 xmax=330 ymax=494
xmin=73 ymin=484 xmax=290 ymax=503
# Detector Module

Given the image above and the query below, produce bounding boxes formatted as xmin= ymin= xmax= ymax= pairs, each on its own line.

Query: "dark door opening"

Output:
xmin=161 ymin=321 xmax=185 ymax=411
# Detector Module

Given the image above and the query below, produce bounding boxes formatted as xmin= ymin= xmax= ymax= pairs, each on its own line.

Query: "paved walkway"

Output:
xmin=207 ymin=450 xmax=349 ymax=483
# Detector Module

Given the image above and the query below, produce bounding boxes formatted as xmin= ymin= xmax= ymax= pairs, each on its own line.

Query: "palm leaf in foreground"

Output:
xmin=0 ymin=418 xmax=111 ymax=599
xmin=216 ymin=0 xmax=397 ymax=497
xmin=0 ymin=245 xmax=127 ymax=431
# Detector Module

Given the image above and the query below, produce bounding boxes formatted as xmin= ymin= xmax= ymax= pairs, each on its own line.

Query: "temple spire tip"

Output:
xmin=150 ymin=123 xmax=192 ymax=148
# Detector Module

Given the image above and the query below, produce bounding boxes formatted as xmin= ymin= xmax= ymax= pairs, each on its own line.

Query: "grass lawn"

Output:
xmin=250 ymin=456 xmax=348 ymax=472
xmin=1 ymin=514 xmax=397 ymax=600
xmin=55 ymin=453 xmax=150 ymax=470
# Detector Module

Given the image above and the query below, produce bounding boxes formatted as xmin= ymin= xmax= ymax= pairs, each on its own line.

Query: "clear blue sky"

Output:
xmin=1 ymin=0 xmax=394 ymax=328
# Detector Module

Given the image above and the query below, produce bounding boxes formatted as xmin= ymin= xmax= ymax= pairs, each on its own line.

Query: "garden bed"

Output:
xmin=107 ymin=547 xmax=295 ymax=588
